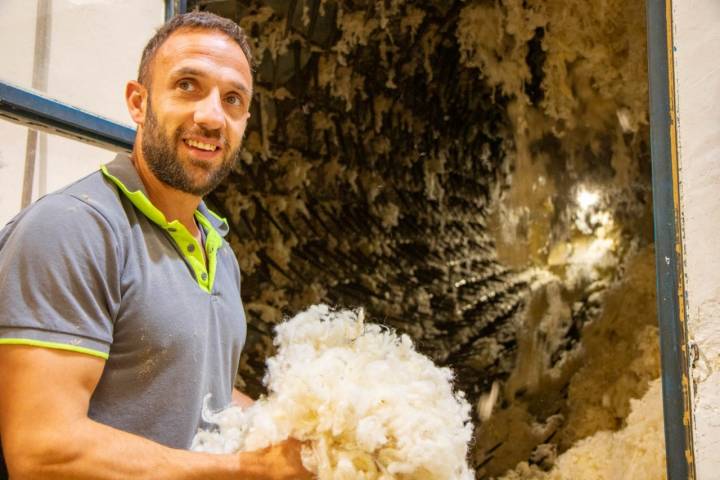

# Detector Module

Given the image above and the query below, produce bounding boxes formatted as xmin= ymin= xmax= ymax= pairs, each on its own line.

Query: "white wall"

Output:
xmin=0 ymin=0 xmax=164 ymax=226
xmin=673 ymin=1 xmax=720 ymax=478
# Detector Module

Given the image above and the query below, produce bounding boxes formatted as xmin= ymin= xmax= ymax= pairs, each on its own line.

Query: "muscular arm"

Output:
xmin=0 ymin=346 xmax=309 ymax=480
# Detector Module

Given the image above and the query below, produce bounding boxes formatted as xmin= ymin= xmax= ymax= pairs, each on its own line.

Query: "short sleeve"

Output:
xmin=0 ymin=194 xmax=122 ymax=358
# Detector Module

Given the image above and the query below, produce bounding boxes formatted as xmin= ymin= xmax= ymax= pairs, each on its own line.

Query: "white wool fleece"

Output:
xmin=192 ymin=304 xmax=475 ymax=480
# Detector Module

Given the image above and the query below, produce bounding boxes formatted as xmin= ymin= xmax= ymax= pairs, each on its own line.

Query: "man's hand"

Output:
xmin=228 ymin=391 xmax=312 ymax=478
xmin=242 ymin=438 xmax=313 ymax=480
xmin=232 ymin=388 xmax=255 ymax=409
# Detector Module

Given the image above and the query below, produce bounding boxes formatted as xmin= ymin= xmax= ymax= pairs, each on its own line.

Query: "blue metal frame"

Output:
xmin=0 ymin=82 xmax=135 ymax=153
xmin=0 ymin=2 xmax=189 ymax=151
xmin=646 ymin=0 xmax=695 ymax=478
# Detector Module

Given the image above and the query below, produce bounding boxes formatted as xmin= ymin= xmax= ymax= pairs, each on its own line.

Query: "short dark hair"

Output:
xmin=138 ymin=11 xmax=253 ymax=87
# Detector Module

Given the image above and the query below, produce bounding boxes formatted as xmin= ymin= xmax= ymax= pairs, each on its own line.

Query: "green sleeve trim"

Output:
xmin=0 ymin=338 xmax=109 ymax=359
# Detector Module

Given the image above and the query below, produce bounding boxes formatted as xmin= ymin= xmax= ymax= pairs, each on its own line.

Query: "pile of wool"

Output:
xmin=192 ymin=305 xmax=474 ymax=479
xmin=499 ymin=378 xmax=666 ymax=480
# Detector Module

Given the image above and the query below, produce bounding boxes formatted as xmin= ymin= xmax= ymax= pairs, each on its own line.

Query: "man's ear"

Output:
xmin=125 ymin=80 xmax=147 ymax=127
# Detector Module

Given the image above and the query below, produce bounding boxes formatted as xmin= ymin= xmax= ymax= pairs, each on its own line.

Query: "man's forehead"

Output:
xmin=153 ymin=28 xmax=252 ymax=84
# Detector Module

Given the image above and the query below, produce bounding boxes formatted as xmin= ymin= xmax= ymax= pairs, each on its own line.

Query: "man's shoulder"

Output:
xmin=57 ymin=168 xmax=124 ymax=219
xmin=0 ymin=169 xmax=125 ymax=243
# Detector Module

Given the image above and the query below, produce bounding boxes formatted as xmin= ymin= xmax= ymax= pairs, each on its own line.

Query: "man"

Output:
xmin=0 ymin=12 xmax=310 ymax=479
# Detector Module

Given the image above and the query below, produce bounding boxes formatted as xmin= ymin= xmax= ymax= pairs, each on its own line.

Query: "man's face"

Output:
xmin=140 ymin=28 xmax=253 ymax=197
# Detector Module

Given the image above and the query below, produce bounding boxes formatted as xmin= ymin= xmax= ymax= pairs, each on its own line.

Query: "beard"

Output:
xmin=141 ymin=98 xmax=239 ymax=197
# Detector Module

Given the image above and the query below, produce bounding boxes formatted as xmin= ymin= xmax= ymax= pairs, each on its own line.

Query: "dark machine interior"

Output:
xmin=188 ymin=0 xmax=659 ymax=477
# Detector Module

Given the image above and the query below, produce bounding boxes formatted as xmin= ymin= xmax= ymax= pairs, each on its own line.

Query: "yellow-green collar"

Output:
xmin=101 ymin=154 xmax=229 ymax=293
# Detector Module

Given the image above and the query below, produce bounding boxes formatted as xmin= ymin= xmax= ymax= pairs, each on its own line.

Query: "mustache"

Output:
xmin=177 ymin=126 xmax=227 ymax=146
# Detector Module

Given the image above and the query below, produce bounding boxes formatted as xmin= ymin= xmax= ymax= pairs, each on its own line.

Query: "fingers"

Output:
xmin=255 ymin=438 xmax=313 ymax=479
xmin=280 ymin=438 xmax=312 ymax=479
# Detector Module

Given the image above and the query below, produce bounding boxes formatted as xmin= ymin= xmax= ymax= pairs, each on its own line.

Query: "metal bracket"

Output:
xmin=646 ymin=0 xmax=696 ymax=478
xmin=165 ymin=0 xmax=188 ymax=20
xmin=0 ymin=81 xmax=135 ymax=153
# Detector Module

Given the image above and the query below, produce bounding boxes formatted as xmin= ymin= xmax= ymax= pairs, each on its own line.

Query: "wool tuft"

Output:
xmin=192 ymin=304 xmax=474 ymax=479
xmin=499 ymin=378 xmax=666 ymax=480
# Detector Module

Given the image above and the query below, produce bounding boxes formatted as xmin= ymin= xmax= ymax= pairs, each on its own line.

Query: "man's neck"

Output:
xmin=131 ymin=150 xmax=202 ymax=237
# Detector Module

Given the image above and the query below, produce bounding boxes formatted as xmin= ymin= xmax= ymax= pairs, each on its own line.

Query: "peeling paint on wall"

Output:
xmin=673 ymin=2 xmax=720 ymax=476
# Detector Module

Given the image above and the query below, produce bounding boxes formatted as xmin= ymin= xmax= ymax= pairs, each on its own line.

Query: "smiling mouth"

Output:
xmin=184 ymin=139 xmax=219 ymax=152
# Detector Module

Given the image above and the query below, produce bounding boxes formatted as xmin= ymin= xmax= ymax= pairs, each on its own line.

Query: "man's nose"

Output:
xmin=193 ymin=90 xmax=225 ymax=131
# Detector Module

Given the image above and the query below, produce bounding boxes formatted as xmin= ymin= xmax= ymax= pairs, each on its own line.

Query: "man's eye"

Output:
xmin=178 ymin=80 xmax=195 ymax=91
xmin=226 ymin=94 xmax=243 ymax=106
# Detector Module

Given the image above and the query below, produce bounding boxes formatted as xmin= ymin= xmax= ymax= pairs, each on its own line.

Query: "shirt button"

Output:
xmin=187 ymin=244 xmax=195 ymax=252
xmin=168 ymin=227 xmax=177 ymax=232
xmin=201 ymin=272 xmax=208 ymax=281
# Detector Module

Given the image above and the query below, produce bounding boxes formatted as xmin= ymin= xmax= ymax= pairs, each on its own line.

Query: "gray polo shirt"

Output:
xmin=0 ymin=154 xmax=247 ymax=451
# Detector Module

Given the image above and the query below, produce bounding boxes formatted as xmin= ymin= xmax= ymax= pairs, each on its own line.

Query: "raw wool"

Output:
xmin=237 ymin=6 xmax=295 ymax=62
xmin=192 ymin=305 xmax=474 ymax=480
xmin=471 ymin=0 xmax=650 ymax=270
xmin=456 ymin=0 xmax=654 ymax=472
xmin=556 ymin=248 xmax=661 ymax=449
xmin=473 ymin=272 xmax=577 ymax=477
xmin=474 ymin=248 xmax=660 ymax=477
xmin=503 ymin=274 xmax=573 ymax=401
xmin=212 ymin=0 xmax=522 ymax=410
xmin=456 ymin=1 xmax=544 ymax=96
xmin=203 ymin=2 xmax=651 ymax=476
xmin=498 ymin=378 xmax=666 ymax=480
